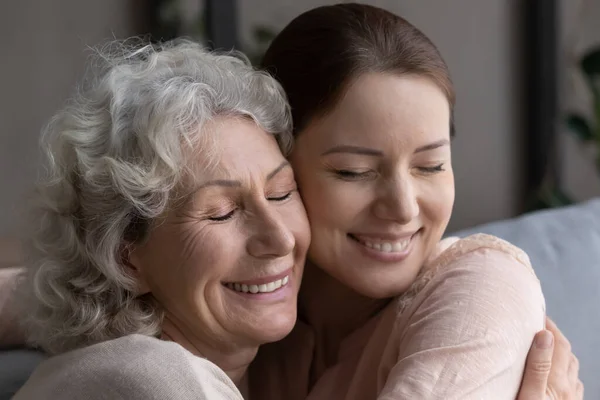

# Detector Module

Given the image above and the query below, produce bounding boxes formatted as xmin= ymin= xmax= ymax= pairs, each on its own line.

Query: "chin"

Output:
xmin=343 ymin=265 xmax=422 ymax=299
xmin=247 ymin=307 xmax=298 ymax=344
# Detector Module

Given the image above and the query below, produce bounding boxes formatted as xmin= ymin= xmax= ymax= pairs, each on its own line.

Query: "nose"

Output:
xmin=246 ymin=203 xmax=295 ymax=258
xmin=372 ymin=176 xmax=420 ymax=224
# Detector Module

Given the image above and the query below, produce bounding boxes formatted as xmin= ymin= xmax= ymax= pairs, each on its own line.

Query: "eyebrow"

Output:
xmin=321 ymin=145 xmax=384 ymax=157
xmin=414 ymin=139 xmax=450 ymax=154
xmin=196 ymin=160 xmax=290 ymax=189
xmin=321 ymin=139 xmax=450 ymax=157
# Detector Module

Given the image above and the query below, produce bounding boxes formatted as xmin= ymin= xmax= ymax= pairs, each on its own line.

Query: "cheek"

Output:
xmin=420 ymin=173 xmax=455 ymax=229
xmin=283 ymin=197 xmax=311 ymax=254
xmin=141 ymin=224 xmax=236 ymax=299
xmin=300 ymin=176 xmax=372 ymax=234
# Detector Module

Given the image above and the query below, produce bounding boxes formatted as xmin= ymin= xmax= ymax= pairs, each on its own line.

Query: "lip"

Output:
xmin=349 ymin=231 xmax=418 ymax=242
xmin=223 ymin=268 xmax=292 ymax=286
xmin=224 ymin=274 xmax=294 ymax=301
xmin=348 ymin=230 xmax=419 ymax=263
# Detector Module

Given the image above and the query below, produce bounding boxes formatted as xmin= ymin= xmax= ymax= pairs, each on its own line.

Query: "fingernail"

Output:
xmin=535 ymin=330 xmax=554 ymax=349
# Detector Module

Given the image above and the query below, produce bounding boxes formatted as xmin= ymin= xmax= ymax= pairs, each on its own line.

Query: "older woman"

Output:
xmin=12 ymin=39 xmax=310 ymax=399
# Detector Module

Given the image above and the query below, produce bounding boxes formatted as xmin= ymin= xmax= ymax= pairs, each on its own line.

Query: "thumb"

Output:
xmin=517 ymin=330 xmax=554 ymax=400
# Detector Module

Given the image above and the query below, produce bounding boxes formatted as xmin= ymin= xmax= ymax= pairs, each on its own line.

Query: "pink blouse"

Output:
xmin=250 ymin=234 xmax=545 ymax=400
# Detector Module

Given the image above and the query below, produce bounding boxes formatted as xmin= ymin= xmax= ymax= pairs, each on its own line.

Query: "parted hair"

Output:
xmin=261 ymin=3 xmax=455 ymax=136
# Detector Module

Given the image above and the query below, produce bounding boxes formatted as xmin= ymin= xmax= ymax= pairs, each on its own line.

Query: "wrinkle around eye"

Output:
xmin=178 ymin=218 xmax=215 ymax=259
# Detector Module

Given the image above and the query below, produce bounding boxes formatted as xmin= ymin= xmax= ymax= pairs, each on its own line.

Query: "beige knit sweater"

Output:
xmin=13 ymin=334 xmax=243 ymax=400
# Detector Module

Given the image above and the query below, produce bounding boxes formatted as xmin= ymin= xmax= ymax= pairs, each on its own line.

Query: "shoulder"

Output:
xmin=429 ymin=233 xmax=533 ymax=272
xmin=381 ymin=234 xmax=545 ymax=398
xmin=397 ymin=233 xmax=544 ymax=327
xmin=15 ymin=335 xmax=241 ymax=399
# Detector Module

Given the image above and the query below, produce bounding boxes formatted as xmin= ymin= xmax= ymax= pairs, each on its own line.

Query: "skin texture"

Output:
xmin=291 ymin=73 xmax=453 ymax=300
xmin=129 ymin=117 xmax=310 ymax=383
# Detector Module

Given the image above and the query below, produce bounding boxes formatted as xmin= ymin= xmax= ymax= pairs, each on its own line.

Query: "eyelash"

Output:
xmin=209 ymin=210 xmax=235 ymax=222
xmin=268 ymin=192 xmax=293 ymax=202
xmin=334 ymin=164 xmax=445 ymax=180
xmin=419 ymin=164 xmax=445 ymax=174
xmin=207 ymin=191 xmax=293 ymax=222
xmin=334 ymin=170 xmax=372 ymax=180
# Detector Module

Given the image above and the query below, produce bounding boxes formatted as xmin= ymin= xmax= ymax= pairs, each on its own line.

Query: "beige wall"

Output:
xmin=239 ymin=0 xmax=524 ymax=231
xmin=0 ymin=0 xmax=143 ymax=236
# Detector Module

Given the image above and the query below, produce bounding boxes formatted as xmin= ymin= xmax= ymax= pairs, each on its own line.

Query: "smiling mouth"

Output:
xmin=224 ymin=275 xmax=290 ymax=294
xmin=348 ymin=232 xmax=417 ymax=254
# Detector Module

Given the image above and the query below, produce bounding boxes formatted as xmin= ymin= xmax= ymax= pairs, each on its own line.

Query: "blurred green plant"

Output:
xmin=244 ymin=25 xmax=278 ymax=66
xmin=565 ymin=46 xmax=600 ymax=175
xmin=525 ymin=175 xmax=574 ymax=212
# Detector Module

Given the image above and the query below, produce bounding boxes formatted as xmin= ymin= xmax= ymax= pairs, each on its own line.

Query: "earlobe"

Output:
xmin=121 ymin=245 xmax=151 ymax=295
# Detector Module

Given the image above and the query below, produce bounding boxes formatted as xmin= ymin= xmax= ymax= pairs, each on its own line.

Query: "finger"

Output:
xmin=517 ymin=330 xmax=554 ymax=400
xmin=546 ymin=318 xmax=580 ymax=399
xmin=568 ymin=354 xmax=580 ymax=384
xmin=545 ymin=317 xmax=571 ymax=376
xmin=576 ymin=380 xmax=584 ymax=400
xmin=546 ymin=317 xmax=571 ymax=351
xmin=545 ymin=317 xmax=567 ymax=346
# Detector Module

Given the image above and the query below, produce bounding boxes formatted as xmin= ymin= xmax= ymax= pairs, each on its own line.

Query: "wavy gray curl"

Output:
xmin=18 ymin=38 xmax=293 ymax=355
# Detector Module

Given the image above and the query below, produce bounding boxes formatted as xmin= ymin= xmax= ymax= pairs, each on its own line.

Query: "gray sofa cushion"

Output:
xmin=453 ymin=198 xmax=600 ymax=398
xmin=0 ymin=349 xmax=46 ymax=400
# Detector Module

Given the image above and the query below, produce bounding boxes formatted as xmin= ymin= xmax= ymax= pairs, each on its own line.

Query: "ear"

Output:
xmin=121 ymin=244 xmax=151 ymax=295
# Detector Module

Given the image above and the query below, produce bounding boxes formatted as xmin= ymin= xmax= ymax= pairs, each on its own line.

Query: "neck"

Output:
xmin=298 ymin=261 xmax=391 ymax=366
xmin=160 ymin=314 xmax=257 ymax=385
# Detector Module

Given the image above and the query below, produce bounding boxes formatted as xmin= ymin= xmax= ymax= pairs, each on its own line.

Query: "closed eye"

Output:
xmin=333 ymin=170 xmax=373 ymax=180
xmin=418 ymin=164 xmax=445 ymax=174
xmin=268 ymin=191 xmax=292 ymax=202
xmin=208 ymin=210 xmax=235 ymax=222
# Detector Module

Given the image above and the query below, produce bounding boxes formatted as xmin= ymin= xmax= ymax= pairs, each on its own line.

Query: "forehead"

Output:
xmin=188 ymin=117 xmax=286 ymax=181
xmin=311 ymin=73 xmax=451 ymax=148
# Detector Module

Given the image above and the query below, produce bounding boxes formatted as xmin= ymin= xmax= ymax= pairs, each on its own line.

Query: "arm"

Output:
xmin=380 ymin=240 xmax=545 ymax=399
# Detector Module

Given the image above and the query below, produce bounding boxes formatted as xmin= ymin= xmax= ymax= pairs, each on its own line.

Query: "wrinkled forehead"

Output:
xmin=179 ymin=116 xmax=286 ymax=187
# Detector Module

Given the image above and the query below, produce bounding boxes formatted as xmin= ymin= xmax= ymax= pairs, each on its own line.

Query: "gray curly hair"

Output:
xmin=18 ymin=38 xmax=293 ymax=354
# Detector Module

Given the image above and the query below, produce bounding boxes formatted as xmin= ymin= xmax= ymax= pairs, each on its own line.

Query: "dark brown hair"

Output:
xmin=261 ymin=3 xmax=455 ymax=136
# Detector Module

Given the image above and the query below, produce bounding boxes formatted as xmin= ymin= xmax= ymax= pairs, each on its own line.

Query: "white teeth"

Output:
xmin=227 ymin=275 xmax=290 ymax=294
xmin=363 ymin=238 xmax=411 ymax=253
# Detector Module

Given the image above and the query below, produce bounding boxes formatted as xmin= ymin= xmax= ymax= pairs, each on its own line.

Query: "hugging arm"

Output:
xmin=379 ymin=245 xmax=545 ymax=399
xmin=0 ymin=263 xmax=584 ymax=399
